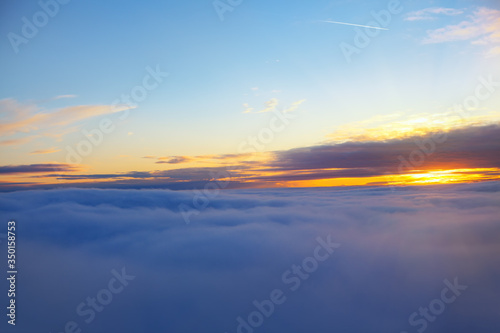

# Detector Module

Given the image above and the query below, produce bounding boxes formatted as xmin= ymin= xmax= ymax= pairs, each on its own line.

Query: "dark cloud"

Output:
xmin=156 ymin=156 xmax=193 ymax=164
xmin=154 ymin=153 xmax=252 ymax=164
xmin=49 ymin=167 xmax=244 ymax=182
xmin=0 ymin=182 xmax=499 ymax=332
xmin=49 ymin=171 xmax=155 ymax=180
xmin=263 ymin=124 xmax=500 ymax=177
xmin=0 ymin=163 xmax=80 ymax=174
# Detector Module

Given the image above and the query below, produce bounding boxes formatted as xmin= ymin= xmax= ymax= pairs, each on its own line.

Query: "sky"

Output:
xmin=1 ymin=2 xmax=500 ymax=332
xmin=1 ymin=0 xmax=500 ymax=190
xmin=0 ymin=182 xmax=499 ymax=332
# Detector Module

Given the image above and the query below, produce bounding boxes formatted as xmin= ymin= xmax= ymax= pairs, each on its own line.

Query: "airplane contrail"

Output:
xmin=322 ymin=20 xmax=389 ymax=30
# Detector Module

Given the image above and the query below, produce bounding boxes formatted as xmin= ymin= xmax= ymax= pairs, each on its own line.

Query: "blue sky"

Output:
xmin=1 ymin=0 xmax=500 ymax=188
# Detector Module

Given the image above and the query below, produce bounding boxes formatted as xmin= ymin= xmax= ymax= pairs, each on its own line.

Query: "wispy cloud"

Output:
xmin=252 ymin=98 xmax=279 ymax=113
xmin=152 ymin=153 xmax=251 ymax=165
xmin=284 ymin=99 xmax=306 ymax=113
xmin=242 ymin=103 xmax=254 ymax=114
xmin=243 ymin=98 xmax=305 ymax=114
xmin=0 ymin=136 xmax=37 ymax=146
xmin=0 ymin=98 xmax=135 ymax=144
xmin=30 ymin=147 xmax=61 ymax=155
xmin=405 ymin=7 xmax=464 ymax=21
xmin=53 ymin=94 xmax=77 ymax=100
xmin=419 ymin=7 xmax=500 ymax=56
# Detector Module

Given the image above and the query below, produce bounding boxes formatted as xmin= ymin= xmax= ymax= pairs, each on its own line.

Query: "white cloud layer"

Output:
xmin=0 ymin=182 xmax=499 ymax=332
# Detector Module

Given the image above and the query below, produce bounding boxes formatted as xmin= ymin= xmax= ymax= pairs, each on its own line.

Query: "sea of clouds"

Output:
xmin=0 ymin=181 xmax=499 ymax=333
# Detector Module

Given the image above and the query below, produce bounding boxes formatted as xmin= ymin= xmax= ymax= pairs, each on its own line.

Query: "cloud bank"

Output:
xmin=0 ymin=182 xmax=499 ymax=332
xmin=3 ymin=123 xmax=498 ymax=191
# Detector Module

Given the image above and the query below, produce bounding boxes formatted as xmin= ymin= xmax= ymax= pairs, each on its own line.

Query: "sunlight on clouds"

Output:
xmin=386 ymin=168 xmax=500 ymax=185
xmin=281 ymin=168 xmax=500 ymax=188
xmin=327 ymin=111 xmax=500 ymax=142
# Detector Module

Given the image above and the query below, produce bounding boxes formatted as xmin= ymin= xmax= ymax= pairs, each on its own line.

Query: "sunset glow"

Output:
xmin=1 ymin=1 xmax=500 ymax=332
xmin=0 ymin=3 xmax=499 ymax=191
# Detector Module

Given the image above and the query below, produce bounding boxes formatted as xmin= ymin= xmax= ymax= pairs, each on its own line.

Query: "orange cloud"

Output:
xmin=0 ymin=98 xmax=134 ymax=140
xmin=30 ymin=147 xmax=61 ymax=155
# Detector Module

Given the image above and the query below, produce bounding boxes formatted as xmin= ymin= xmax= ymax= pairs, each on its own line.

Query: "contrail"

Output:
xmin=322 ymin=20 xmax=389 ymax=30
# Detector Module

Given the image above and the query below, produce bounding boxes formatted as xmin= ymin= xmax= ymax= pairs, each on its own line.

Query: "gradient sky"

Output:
xmin=1 ymin=0 xmax=500 ymax=189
